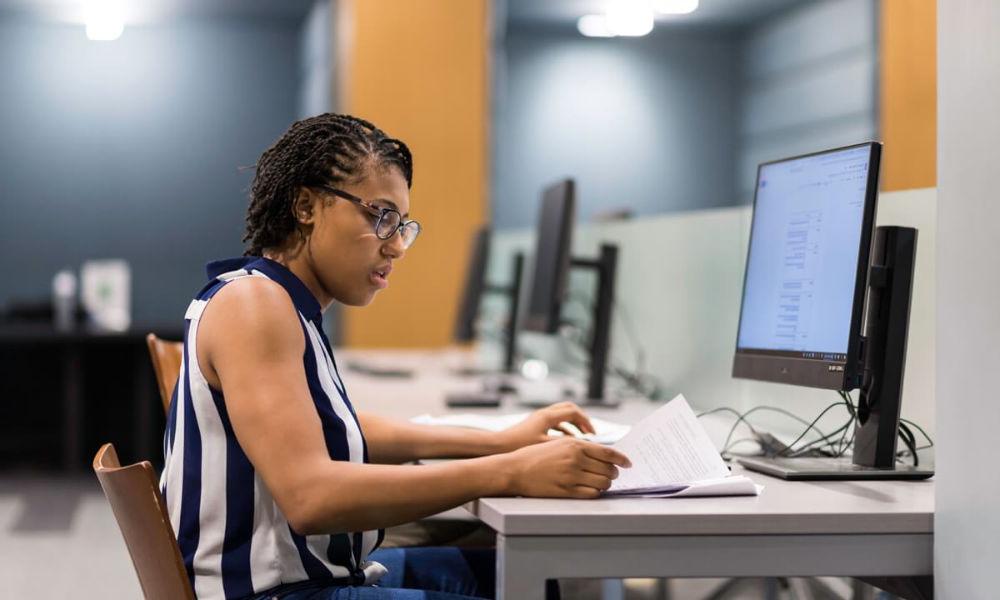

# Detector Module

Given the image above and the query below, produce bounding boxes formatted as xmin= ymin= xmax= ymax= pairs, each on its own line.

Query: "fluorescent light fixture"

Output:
xmin=85 ymin=0 xmax=124 ymax=41
xmin=605 ymin=1 xmax=655 ymax=37
xmin=577 ymin=14 xmax=616 ymax=37
xmin=655 ymin=0 xmax=699 ymax=15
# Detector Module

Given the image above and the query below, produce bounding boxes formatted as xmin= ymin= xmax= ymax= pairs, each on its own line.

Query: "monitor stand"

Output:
xmin=737 ymin=456 xmax=933 ymax=481
xmin=568 ymin=244 xmax=619 ymax=407
xmin=740 ymin=227 xmax=934 ymax=482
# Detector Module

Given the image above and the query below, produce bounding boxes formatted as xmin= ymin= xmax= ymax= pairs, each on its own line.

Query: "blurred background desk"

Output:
xmin=336 ymin=347 xmax=659 ymax=425
xmin=0 ymin=324 xmax=181 ymax=472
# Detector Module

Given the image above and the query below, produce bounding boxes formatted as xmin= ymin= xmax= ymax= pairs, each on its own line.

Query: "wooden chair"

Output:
xmin=145 ymin=333 xmax=183 ymax=415
xmin=93 ymin=443 xmax=194 ymax=600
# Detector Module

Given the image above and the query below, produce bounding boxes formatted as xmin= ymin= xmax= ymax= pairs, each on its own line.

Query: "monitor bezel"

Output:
xmin=732 ymin=141 xmax=882 ymax=391
xmin=522 ymin=179 xmax=576 ymax=335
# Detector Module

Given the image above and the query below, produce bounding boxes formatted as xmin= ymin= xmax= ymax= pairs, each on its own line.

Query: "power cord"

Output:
xmin=561 ymin=292 xmax=667 ymax=400
xmin=701 ymin=390 xmax=934 ymax=467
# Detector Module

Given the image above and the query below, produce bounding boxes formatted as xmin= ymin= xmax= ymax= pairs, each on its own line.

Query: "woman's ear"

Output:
xmin=292 ymin=188 xmax=318 ymax=225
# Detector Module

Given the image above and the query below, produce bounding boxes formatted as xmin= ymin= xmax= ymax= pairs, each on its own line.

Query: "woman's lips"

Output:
xmin=370 ymin=270 xmax=388 ymax=289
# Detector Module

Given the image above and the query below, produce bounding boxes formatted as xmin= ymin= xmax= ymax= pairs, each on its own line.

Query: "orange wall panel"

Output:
xmin=880 ymin=0 xmax=937 ymax=190
xmin=337 ymin=0 xmax=489 ymax=348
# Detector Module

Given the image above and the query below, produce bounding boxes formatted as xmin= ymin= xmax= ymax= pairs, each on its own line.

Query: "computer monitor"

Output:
xmin=732 ymin=142 xmax=932 ymax=480
xmin=522 ymin=179 xmax=619 ymax=405
xmin=452 ymin=226 xmax=524 ymax=374
xmin=523 ymin=180 xmax=576 ymax=335
xmin=733 ymin=143 xmax=878 ymax=389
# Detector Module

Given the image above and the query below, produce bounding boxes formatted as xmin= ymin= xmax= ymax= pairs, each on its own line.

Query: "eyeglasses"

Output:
xmin=313 ymin=185 xmax=421 ymax=249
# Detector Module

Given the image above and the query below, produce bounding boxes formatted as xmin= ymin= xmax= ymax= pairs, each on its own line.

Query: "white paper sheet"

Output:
xmin=605 ymin=395 xmax=761 ymax=498
xmin=609 ymin=394 xmax=730 ymax=492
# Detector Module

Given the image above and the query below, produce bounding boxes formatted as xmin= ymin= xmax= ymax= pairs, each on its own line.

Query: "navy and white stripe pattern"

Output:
xmin=160 ymin=257 xmax=385 ymax=600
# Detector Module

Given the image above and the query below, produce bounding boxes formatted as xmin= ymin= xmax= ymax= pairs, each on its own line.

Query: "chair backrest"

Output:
xmin=145 ymin=333 xmax=183 ymax=415
xmin=93 ymin=443 xmax=195 ymax=600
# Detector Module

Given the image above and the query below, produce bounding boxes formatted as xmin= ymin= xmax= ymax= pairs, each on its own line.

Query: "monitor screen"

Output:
xmin=522 ymin=179 xmax=575 ymax=334
xmin=733 ymin=143 xmax=881 ymax=390
xmin=453 ymin=226 xmax=491 ymax=342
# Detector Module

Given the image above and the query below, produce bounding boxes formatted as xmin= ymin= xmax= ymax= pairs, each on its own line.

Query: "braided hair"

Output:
xmin=243 ymin=113 xmax=413 ymax=256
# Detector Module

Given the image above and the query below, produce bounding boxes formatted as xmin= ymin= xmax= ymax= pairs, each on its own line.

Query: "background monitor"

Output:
xmin=453 ymin=226 xmax=491 ymax=342
xmin=522 ymin=179 xmax=575 ymax=334
xmin=732 ymin=142 xmax=881 ymax=390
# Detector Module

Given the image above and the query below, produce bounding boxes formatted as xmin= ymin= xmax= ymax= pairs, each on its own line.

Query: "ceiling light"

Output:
xmin=85 ymin=0 xmax=124 ymax=41
xmin=606 ymin=1 xmax=655 ymax=37
xmin=577 ymin=14 xmax=616 ymax=38
xmin=655 ymin=0 xmax=700 ymax=15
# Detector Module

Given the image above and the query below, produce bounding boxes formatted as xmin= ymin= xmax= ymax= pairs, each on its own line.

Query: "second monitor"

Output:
xmin=523 ymin=179 xmax=619 ymax=406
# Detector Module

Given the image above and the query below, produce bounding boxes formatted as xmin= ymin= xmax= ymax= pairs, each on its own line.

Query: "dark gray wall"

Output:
xmin=493 ymin=25 xmax=740 ymax=229
xmin=737 ymin=0 xmax=877 ymax=201
xmin=299 ymin=0 xmax=331 ymax=119
xmin=0 ymin=16 xmax=301 ymax=325
xmin=493 ymin=1 xmax=880 ymax=227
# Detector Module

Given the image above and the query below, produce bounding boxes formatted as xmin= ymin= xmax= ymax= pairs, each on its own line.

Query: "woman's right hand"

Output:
xmin=501 ymin=438 xmax=632 ymax=499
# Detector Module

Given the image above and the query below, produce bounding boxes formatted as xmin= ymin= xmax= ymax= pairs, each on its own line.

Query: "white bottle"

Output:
xmin=52 ymin=270 xmax=77 ymax=332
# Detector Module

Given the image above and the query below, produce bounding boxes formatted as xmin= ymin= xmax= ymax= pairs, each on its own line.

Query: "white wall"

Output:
xmin=485 ymin=188 xmax=936 ymax=447
xmin=936 ymin=1 xmax=1000 ymax=597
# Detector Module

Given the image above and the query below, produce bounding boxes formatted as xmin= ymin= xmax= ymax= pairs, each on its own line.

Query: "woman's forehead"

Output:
xmin=350 ymin=168 xmax=410 ymax=212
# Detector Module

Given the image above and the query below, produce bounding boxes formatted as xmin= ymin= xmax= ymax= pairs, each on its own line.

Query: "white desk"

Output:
xmin=339 ymin=349 xmax=934 ymax=600
xmin=466 ymin=468 xmax=933 ymax=599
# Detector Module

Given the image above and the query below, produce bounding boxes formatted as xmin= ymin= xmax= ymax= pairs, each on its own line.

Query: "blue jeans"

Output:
xmin=258 ymin=547 xmax=499 ymax=600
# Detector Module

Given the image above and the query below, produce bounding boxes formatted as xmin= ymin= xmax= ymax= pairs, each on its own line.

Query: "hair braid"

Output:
xmin=243 ymin=113 xmax=413 ymax=256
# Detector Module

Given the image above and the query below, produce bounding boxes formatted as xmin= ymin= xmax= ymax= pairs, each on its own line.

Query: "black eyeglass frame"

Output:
xmin=312 ymin=185 xmax=421 ymax=247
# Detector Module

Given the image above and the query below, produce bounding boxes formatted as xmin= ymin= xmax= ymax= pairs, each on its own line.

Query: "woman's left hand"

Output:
xmin=494 ymin=401 xmax=596 ymax=453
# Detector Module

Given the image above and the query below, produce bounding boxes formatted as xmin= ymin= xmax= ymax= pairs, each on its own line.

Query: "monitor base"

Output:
xmin=517 ymin=395 xmax=621 ymax=409
xmin=737 ymin=456 xmax=933 ymax=481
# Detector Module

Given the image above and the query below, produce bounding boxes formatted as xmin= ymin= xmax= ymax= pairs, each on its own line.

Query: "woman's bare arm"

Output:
xmin=197 ymin=277 xmax=630 ymax=536
xmin=357 ymin=402 xmax=600 ymax=464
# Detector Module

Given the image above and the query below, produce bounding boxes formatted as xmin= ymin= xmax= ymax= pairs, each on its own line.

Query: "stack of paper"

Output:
xmin=605 ymin=395 xmax=762 ymax=498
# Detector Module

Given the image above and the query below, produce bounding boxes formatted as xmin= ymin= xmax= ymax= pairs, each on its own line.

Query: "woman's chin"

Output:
xmin=345 ymin=291 xmax=377 ymax=307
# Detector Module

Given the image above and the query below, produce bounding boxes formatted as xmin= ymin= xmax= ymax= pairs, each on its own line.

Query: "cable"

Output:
xmin=896 ymin=421 xmax=919 ymax=466
xmin=556 ymin=311 xmax=667 ymax=401
xmin=563 ymin=291 xmax=669 ymax=401
xmin=778 ymin=400 xmax=853 ymax=457
xmin=724 ymin=403 xmax=842 ymax=457
xmin=787 ymin=419 xmax=853 ymax=457
xmin=722 ymin=438 xmax=761 ymax=455
xmin=900 ymin=418 xmax=934 ymax=448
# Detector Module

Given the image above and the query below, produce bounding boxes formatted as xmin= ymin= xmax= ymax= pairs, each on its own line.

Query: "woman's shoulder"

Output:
xmin=199 ymin=275 xmax=304 ymax=351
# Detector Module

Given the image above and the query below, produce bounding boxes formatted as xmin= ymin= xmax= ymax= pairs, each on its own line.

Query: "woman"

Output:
xmin=160 ymin=113 xmax=630 ymax=600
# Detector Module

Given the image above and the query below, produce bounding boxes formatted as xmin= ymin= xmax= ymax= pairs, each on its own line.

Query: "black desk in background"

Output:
xmin=0 ymin=324 xmax=182 ymax=472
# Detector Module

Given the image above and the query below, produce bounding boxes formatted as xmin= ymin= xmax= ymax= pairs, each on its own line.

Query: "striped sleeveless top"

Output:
xmin=160 ymin=256 xmax=385 ymax=600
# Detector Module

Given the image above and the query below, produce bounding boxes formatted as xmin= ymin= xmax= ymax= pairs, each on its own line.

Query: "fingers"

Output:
xmin=547 ymin=422 xmax=575 ymax=436
xmin=551 ymin=402 xmax=596 ymax=435
xmin=567 ymin=485 xmax=603 ymax=499
xmin=537 ymin=401 xmax=595 ymax=435
xmin=579 ymin=455 xmax=619 ymax=480
xmin=580 ymin=441 xmax=632 ymax=468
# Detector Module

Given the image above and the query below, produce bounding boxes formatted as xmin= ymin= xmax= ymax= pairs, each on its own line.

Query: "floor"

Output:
xmin=0 ymin=473 xmax=888 ymax=599
xmin=0 ymin=474 xmax=143 ymax=597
